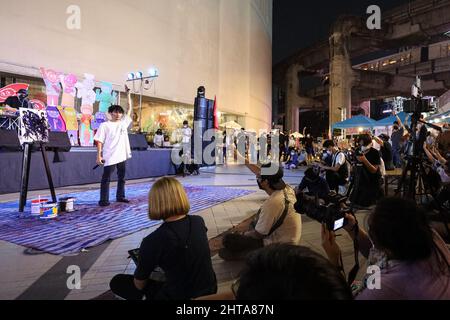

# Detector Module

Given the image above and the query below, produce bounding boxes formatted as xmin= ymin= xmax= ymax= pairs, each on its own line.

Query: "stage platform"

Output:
xmin=0 ymin=148 xmax=176 ymax=195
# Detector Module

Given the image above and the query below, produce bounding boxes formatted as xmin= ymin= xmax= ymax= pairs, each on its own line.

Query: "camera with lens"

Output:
xmin=295 ymin=191 xmax=350 ymax=231
xmin=402 ymin=98 xmax=433 ymax=113
xmin=354 ymin=148 xmax=363 ymax=157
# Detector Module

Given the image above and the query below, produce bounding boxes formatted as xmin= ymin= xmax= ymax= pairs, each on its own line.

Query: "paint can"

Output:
xmin=31 ymin=198 xmax=48 ymax=216
xmin=59 ymin=197 xmax=76 ymax=213
xmin=40 ymin=202 xmax=58 ymax=219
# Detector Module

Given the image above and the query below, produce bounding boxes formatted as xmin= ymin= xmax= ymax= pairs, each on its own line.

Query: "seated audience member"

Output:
xmin=219 ymin=163 xmax=302 ymax=261
xmin=296 ymin=166 xmax=330 ymax=200
xmin=297 ymin=148 xmax=308 ymax=166
xmin=321 ymin=197 xmax=450 ymax=300
xmin=110 ymin=177 xmax=217 ymax=300
xmin=285 ymin=148 xmax=299 ymax=170
xmin=317 ymin=140 xmax=348 ymax=193
xmin=198 ymin=244 xmax=352 ymax=300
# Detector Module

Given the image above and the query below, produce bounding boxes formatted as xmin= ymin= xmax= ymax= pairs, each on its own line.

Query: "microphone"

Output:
xmin=93 ymin=160 xmax=105 ymax=170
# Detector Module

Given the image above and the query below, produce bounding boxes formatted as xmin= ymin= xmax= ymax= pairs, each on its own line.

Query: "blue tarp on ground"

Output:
xmin=332 ymin=115 xmax=377 ymax=130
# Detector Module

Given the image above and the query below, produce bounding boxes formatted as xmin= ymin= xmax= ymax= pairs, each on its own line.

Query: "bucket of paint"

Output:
xmin=40 ymin=202 xmax=58 ymax=219
xmin=59 ymin=197 xmax=76 ymax=212
xmin=31 ymin=198 xmax=48 ymax=216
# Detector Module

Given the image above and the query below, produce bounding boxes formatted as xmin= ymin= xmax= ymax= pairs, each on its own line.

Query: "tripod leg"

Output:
xmin=19 ymin=143 xmax=32 ymax=213
xmin=41 ymin=143 xmax=57 ymax=203
xmin=396 ymin=161 xmax=410 ymax=197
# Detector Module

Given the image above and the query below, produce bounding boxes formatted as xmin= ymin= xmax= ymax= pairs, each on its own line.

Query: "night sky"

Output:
xmin=273 ymin=0 xmax=412 ymax=64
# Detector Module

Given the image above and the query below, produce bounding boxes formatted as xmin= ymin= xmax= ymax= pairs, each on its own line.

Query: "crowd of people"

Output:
xmin=104 ymin=109 xmax=449 ymax=301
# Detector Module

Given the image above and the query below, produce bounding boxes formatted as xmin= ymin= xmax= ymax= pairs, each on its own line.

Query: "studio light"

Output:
xmin=135 ymin=71 xmax=143 ymax=79
xmin=148 ymin=67 xmax=159 ymax=77
xmin=128 ymin=73 xmax=135 ymax=80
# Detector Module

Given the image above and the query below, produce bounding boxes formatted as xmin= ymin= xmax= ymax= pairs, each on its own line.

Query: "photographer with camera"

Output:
xmin=348 ymin=134 xmax=383 ymax=208
xmin=219 ymin=163 xmax=302 ymax=261
xmin=316 ymin=140 xmax=348 ymax=193
xmin=321 ymin=197 xmax=450 ymax=300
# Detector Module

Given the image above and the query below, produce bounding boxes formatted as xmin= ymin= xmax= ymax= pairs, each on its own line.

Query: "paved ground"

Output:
xmin=0 ymin=164 xmax=370 ymax=300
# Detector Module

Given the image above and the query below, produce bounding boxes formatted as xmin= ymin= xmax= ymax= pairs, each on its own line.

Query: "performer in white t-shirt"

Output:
xmin=181 ymin=120 xmax=192 ymax=165
xmin=94 ymin=86 xmax=133 ymax=207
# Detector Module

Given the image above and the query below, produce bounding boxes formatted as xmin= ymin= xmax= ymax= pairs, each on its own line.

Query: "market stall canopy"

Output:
xmin=375 ymin=112 xmax=410 ymax=127
xmin=219 ymin=121 xmax=242 ymax=129
xmin=426 ymin=110 xmax=450 ymax=124
xmin=332 ymin=115 xmax=377 ymax=130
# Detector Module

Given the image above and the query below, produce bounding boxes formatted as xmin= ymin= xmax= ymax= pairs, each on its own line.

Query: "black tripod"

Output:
xmin=396 ymin=111 xmax=450 ymax=239
xmin=396 ymin=112 xmax=437 ymax=202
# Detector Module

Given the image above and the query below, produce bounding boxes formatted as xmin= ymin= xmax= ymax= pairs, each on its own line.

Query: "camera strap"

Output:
xmin=267 ymin=188 xmax=291 ymax=236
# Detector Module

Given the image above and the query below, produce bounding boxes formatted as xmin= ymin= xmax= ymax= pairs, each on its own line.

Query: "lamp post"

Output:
xmin=127 ymin=68 xmax=159 ymax=133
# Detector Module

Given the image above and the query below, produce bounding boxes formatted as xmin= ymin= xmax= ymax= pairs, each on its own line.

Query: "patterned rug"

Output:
xmin=0 ymin=184 xmax=254 ymax=255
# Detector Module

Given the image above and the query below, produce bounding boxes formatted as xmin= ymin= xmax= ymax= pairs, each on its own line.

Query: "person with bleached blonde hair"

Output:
xmin=110 ymin=177 xmax=217 ymax=300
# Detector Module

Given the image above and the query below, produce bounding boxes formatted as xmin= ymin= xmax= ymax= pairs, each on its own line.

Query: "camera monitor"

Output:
xmin=333 ymin=217 xmax=345 ymax=231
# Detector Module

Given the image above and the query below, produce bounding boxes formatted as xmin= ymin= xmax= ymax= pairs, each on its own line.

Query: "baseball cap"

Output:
xmin=260 ymin=164 xmax=286 ymax=190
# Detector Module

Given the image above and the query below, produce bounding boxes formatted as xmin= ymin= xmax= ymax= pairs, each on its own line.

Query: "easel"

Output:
xmin=19 ymin=142 xmax=57 ymax=213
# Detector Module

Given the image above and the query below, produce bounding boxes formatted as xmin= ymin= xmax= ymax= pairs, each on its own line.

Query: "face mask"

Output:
xmin=327 ymin=150 xmax=332 ymax=156
xmin=361 ymin=145 xmax=369 ymax=152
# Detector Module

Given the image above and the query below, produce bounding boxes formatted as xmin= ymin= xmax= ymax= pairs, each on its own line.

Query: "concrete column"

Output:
xmin=329 ymin=32 xmax=354 ymax=133
xmin=285 ymin=64 xmax=302 ymax=132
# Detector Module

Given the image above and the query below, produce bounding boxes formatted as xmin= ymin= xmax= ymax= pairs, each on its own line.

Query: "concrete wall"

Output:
xmin=0 ymin=0 xmax=272 ymax=131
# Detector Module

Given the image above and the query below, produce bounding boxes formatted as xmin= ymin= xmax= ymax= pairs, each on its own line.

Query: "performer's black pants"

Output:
xmin=110 ymin=274 xmax=164 ymax=300
xmin=100 ymin=161 xmax=126 ymax=203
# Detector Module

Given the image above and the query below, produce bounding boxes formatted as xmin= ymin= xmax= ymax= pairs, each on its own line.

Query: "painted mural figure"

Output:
xmin=75 ymin=73 xmax=96 ymax=146
xmin=60 ymin=73 xmax=78 ymax=108
xmin=40 ymin=67 xmax=66 ymax=132
xmin=40 ymin=67 xmax=62 ymax=107
xmin=96 ymin=82 xmax=117 ymax=113
xmin=59 ymin=73 xmax=79 ymax=144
